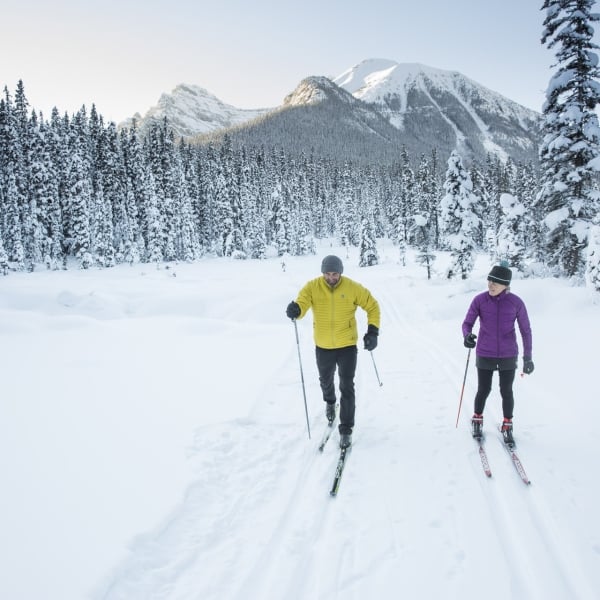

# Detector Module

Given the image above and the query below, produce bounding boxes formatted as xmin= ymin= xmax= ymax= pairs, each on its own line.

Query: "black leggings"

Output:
xmin=474 ymin=368 xmax=516 ymax=419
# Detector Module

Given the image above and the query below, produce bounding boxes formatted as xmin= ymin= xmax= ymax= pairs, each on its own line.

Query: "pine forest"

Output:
xmin=1 ymin=0 xmax=600 ymax=291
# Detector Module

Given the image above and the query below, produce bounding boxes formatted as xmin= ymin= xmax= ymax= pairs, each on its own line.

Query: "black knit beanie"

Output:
xmin=321 ymin=255 xmax=344 ymax=274
xmin=487 ymin=264 xmax=512 ymax=285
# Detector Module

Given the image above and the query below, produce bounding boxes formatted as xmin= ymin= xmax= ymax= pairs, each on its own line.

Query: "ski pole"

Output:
xmin=293 ymin=319 xmax=311 ymax=439
xmin=370 ymin=351 xmax=383 ymax=387
xmin=455 ymin=348 xmax=472 ymax=428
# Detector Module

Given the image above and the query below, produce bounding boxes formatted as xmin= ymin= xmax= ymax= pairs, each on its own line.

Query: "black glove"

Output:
xmin=363 ymin=324 xmax=379 ymax=351
xmin=286 ymin=301 xmax=301 ymax=320
xmin=463 ymin=333 xmax=477 ymax=348
xmin=523 ymin=357 xmax=535 ymax=375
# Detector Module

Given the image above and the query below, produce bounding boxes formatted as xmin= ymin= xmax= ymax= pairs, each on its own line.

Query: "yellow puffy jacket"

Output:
xmin=295 ymin=275 xmax=380 ymax=349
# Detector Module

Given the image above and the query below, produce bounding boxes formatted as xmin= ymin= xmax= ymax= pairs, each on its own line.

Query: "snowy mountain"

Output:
xmin=282 ymin=75 xmax=358 ymax=107
xmin=123 ymin=60 xmax=542 ymax=166
xmin=119 ymin=83 xmax=270 ymax=138
xmin=197 ymin=75 xmax=408 ymax=164
xmin=333 ymin=59 xmax=541 ymax=164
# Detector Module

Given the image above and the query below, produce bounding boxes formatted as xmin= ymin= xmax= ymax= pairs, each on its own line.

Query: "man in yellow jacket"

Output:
xmin=286 ymin=255 xmax=381 ymax=449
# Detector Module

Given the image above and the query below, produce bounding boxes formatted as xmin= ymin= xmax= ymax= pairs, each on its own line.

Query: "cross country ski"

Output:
xmin=500 ymin=438 xmax=531 ymax=485
xmin=330 ymin=446 xmax=351 ymax=497
xmin=474 ymin=435 xmax=492 ymax=478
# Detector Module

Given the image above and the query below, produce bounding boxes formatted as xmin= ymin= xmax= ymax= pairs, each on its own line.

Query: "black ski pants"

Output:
xmin=474 ymin=367 xmax=516 ymax=419
xmin=315 ymin=345 xmax=357 ymax=434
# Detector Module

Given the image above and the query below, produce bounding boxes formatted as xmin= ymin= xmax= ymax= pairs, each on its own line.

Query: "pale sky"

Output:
xmin=0 ymin=0 xmax=590 ymax=124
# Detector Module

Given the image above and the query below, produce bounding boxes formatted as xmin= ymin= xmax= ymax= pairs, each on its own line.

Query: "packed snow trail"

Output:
xmin=89 ymin=255 xmax=599 ymax=600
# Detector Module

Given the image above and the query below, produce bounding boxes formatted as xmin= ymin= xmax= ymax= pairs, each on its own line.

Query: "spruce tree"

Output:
xmin=539 ymin=0 xmax=600 ymax=277
xmin=496 ymin=193 xmax=527 ymax=272
xmin=358 ymin=216 xmax=379 ymax=267
xmin=413 ymin=214 xmax=436 ymax=279
xmin=0 ymin=232 xmax=8 ymax=275
xmin=585 ymin=216 xmax=600 ymax=294
xmin=440 ymin=151 xmax=480 ymax=279
xmin=66 ymin=109 xmax=93 ymax=268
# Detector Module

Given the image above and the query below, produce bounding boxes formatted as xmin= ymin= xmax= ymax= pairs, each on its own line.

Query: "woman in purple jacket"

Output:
xmin=462 ymin=264 xmax=534 ymax=445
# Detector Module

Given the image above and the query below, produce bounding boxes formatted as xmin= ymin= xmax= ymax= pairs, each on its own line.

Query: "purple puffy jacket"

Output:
xmin=462 ymin=290 xmax=532 ymax=359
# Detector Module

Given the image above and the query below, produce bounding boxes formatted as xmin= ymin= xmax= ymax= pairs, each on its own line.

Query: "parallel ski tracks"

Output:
xmin=471 ymin=433 xmax=594 ymax=598
xmin=233 ymin=420 xmax=351 ymax=598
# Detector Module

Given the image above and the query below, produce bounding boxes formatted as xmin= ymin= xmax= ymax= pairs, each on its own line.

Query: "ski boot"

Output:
xmin=339 ymin=433 xmax=352 ymax=449
xmin=501 ymin=418 xmax=514 ymax=446
xmin=471 ymin=413 xmax=483 ymax=439
xmin=325 ymin=402 xmax=336 ymax=425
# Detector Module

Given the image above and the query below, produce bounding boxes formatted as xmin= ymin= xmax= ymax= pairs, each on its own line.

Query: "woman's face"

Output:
xmin=487 ymin=280 xmax=507 ymax=296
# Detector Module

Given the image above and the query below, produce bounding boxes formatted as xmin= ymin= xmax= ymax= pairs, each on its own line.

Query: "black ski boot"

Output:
xmin=501 ymin=419 xmax=514 ymax=446
xmin=339 ymin=433 xmax=352 ymax=449
xmin=471 ymin=413 xmax=483 ymax=439
xmin=326 ymin=402 xmax=336 ymax=425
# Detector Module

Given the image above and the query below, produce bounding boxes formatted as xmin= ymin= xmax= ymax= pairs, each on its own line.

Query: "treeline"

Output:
xmin=0 ymin=81 xmax=541 ymax=274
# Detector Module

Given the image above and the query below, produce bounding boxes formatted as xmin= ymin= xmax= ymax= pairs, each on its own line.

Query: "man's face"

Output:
xmin=323 ymin=272 xmax=341 ymax=287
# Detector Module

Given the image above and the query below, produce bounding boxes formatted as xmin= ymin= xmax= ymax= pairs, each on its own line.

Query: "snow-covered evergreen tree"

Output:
xmin=512 ymin=161 xmax=542 ymax=263
xmin=470 ymin=160 xmax=493 ymax=250
xmin=144 ymin=166 xmax=163 ymax=265
xmin=585 ymin=216 xmax=600 ymax=295
xmin=440 ymin=151 xmax=480 ymax=279
xmin=496 ymin=192 xmax=526 ymax=272
xmin=0 ymin=228 xmax=8 ymax=274
xmin=398 ymin=148 xmax=415 ymax=245
xmin=413 ymin=213 xmax=436 ymax=279
xmin=90 ymin=173 xmax=115 ymax=267
xmin=64 ymin=109 xmax=93 ymax=268
xmin=336 ymin=163 xmax=359 ymax=247
xmin=121 ymin=124 xmax=145 ymax=263
xmin=358 ymin=216 xmax=379 ymax=267
xmin=539 ymin=0 xmax=600 ymax=278
xmin=414 ymin=153 xmax=439 ymax=252
xmin=4 ymin=164 xmax=26 ymax=270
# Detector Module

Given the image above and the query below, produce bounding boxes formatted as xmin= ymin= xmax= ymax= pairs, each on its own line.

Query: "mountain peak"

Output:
xmin=119 ymin=84 xmax=270 ymax=138
xmin=333 ymin=59 xmax=538 ymax=118
xmin=331 ymin=58 xmax=541 ymax=163
xmin=283 ymin=76 xmax=357 ymax=107
xmin=335 ymin=60 xmax=475 ymax=104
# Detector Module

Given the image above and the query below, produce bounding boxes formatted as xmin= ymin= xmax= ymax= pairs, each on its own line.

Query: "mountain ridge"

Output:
xmin=120 ymin=60 xmax=542 ymax=166
xmin=119 ymin=83 xmax=270 ymax=138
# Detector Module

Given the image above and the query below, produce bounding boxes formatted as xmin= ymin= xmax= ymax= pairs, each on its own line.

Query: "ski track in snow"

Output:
xmin=91 ymin=266 xmax=599 ymax=600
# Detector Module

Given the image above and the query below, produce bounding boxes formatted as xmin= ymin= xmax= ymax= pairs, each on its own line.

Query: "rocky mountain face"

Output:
xmin=333 ymin=59 xmax=541 ymax=165
xmin=195 ymin=76 xmax=409 ymax=164
xmin=122 ymin=60 xmax=542 ymax=167
xmin=119 ymin=83 xmax=269 ymax=139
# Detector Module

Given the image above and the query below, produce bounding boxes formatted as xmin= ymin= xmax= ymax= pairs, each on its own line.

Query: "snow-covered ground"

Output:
xmin=1 ymin=240 xmax=599 ymax=600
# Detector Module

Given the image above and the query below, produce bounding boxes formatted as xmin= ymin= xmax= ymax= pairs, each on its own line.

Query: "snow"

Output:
xmin=1 ymin=241 xmax=599 ymax=600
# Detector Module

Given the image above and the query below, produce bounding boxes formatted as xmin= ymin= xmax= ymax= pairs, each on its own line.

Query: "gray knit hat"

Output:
xmin=321 ymin=255 xmax=344 ymax=274
xmin=487 ymin=264 xmax=512 ymax=285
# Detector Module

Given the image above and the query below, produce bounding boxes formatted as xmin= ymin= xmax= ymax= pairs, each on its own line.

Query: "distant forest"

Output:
xmin=0 ymin=81 xmax=541 ymax=276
